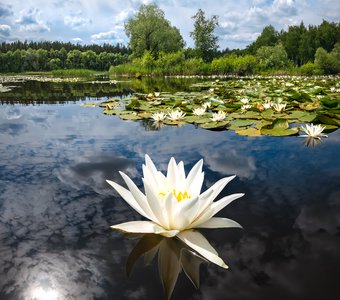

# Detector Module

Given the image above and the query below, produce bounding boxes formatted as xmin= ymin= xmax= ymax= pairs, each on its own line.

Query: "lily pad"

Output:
xmin=199 ymin=121 xmax=228 ymax=129
xmin=235 ymin=128 xmax=261 ymax=136
xmin=119 ymin=113 xmax=143 ymax=120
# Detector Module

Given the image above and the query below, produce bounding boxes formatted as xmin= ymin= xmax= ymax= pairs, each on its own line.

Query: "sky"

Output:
xmin=0 ymin=0 xmax=339 ymax=50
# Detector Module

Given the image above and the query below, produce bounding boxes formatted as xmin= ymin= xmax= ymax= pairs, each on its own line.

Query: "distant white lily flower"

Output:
xmin=167 ymin=110 xmax=186 ymax=121
xmin=240 ymin=98 xmax=249 ymax=104
xmin=202 ymin=102 xmax=211 ymax=109
xmin=193 ymin=107 xmax=206 ymax=116
xmin=154 ymin=92 xmax=160 ymax=97
xmin=241 ymin=104 xmax=252 ymax=110
xmin=209 ymin=88 xmax=215 ymax=93
xmin=272 ymin=103 xmax=286 ymax=112
xmin=106 ymin=155 xmax=244 ymax=268
xmin=151 ymin=112 xmax=167 ymax=122
xmin=263 ymin=102 xmax=272 ymax=109
xmin=211 ymin=110 xmax=226 ymax=122
xmin=300 ymin=123 xmax=328 ymax=139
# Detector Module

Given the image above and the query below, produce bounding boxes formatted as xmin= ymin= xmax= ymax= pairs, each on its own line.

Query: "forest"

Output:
xmin=0 ymin=4 xmax=339 ymax=75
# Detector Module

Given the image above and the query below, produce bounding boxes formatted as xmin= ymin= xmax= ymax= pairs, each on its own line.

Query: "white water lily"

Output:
xmin=151 ymin=112 xmax=167 ymax=122
xmin=192 ymin=107 xmax=206 ymax=116
xmin=167 ymin=110 xmax=186 ymax=121
xmin=241 ymin=104 xmax=252 ymax=111
xmin=240 ymin=97 xmax=249 ymax=104
xmin=202 ymin=102 xmax=211 ymax=109
xmin=107 ymin=155 xmax=244 ymax=268
xmin=272 ymin=103 xmax=286 ymax=112
xmin=211 ymin=110 xmax=226 ymax=122
xmin=262 ymin=102 xmax=272 ymax=109
xmin=300 ymin=123 xmax=328 ymax=139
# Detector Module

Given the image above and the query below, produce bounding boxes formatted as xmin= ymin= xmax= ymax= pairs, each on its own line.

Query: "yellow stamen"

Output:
xmin=159 ymin=189 xmax=191 ymax=202
xmin=173 ymin=189 xmax=191 ymax=202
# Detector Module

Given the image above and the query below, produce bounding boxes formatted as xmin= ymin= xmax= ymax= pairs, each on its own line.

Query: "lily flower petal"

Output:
xmin=112 ymin=221 xmax=179 ymax=237
xmin=106 ymin=179 xmax=150 ymax=219
xmin=190 ymin=193 xmax=244 ymax=228
xmin=196 ymin=217 xmax=243 ymax=229
xmin=119 ymin=171 xmax=156 ymax=221
xmin=177 ymin=230 xmax=228 ymax=269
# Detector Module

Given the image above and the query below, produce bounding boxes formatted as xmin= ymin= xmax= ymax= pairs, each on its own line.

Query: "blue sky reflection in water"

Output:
xmin=0 ymin=95 xmax=340 ymax=300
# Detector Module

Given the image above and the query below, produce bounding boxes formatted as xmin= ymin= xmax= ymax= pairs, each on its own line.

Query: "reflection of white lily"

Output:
xmin=127 ymin=234 xmax=207 ymax=300
xmin=211 ymin=110 xmax=226 ymax=122
xmin=107 ymin=155 xmax=243 ymax=268
xmin=300 ymin=123 xmax=328 ymax=139
xmin=167 ymin=110 xmax=186 ymax=121
xmin=151 ymin=112 xmax=167 ymax=122
xmin=192 ymin=107 xmax=206 ymax=116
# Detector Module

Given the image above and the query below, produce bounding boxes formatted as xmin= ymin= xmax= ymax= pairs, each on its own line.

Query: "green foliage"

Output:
xmin=315 ymin=46 xmax=340 ymax=74
xmin=246 ymin=25 xmax=279 ymax=54
xmin=124 ymin=4 xmax=184 ymax=58
xmin=234 ymin=55 xmax=257 ymax=75
xmin=211 ymin=54 xmax=237 ymax=74
xmin=256 ymin=44 xmax=289 ymax=70
xmin=0 ymin=47 xmax=129 ymax=73
xmin=190 ymin=9 xmax=219 ymax=62
xmin=51 ymin=69 xmax=97 ymax=78
xmin=299 ymin=62 xmax=322 ymax=76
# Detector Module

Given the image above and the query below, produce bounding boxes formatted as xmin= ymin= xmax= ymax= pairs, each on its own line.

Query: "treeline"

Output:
xmin=244 ymin=20 xmax=340 ymax=66
xmin=0 ymin=48 xmax=129 ymax=72
xmin=111 ymin=18 xmax=340 ymax=76
xmin=0 ymin=40 xmax=130 ymax=55
xmin=0 ymin=3 xmax=339 ymax=75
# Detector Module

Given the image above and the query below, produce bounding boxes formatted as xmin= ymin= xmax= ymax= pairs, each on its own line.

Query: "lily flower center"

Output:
xmin=159 ymin=189 xmax=192 ymax=202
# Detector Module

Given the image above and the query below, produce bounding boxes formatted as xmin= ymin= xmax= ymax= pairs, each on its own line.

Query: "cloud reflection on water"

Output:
xmin=0 ymin=102 xmax=340 ymax=299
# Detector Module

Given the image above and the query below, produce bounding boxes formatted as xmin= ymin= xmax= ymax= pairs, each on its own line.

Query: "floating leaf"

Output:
xmin=229 ymin=119 xmax=255 ymax=130
xmin=184 ymin=116 xmax=211 ymax=124
xmin=261 ymin=109 xmax=274 ymax=119
xmin=317 ymin=115 xmax=340 ymax=126
xmin=288 ymin=111 xmax=317 ymax=123
xmin=261 ymin=127 xmax=299 ymax=136
xmin=119 ymin=113 xmax=143 ymax=120
xmin=199 ymin=121 xmax=228 ymax=129
xmin=126 ymin=99 xmax=141 ymax=110
xmin=81 ymin=102 xmax=97 ymax=107
xmin=235 ymin=128 xmax=261 ymax=136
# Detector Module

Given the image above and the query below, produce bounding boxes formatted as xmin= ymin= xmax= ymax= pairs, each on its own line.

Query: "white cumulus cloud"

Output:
xmin=0 ymin=24 xmax=11 ymax=36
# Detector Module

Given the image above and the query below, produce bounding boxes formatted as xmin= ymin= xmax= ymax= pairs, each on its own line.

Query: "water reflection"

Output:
xmin=126 ymin=233 xmax=208 ymax=300
xmin=303 ymin=136 xmax=323 ymax=147
xmin=0 ymin=85 xmax=340 ymax=299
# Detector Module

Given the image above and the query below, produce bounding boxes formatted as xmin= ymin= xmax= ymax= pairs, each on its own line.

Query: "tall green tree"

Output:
xmin=190 ymin=9 xmax=219 ymax=61
xmin=125 ymin=4 xmax=184 ymax=58
xmin=246 ymin=25 xmax=279 ymax=54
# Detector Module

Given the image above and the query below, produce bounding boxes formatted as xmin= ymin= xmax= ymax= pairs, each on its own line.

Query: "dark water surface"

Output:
xmin=0 ymin=80 xmax=339 ymax=300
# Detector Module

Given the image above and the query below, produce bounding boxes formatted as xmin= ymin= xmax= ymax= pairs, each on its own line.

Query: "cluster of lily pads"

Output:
xmin=99 ymin=76 xmax=340 ymax=137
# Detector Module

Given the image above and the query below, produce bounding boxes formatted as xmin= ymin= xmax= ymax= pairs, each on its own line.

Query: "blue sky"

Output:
xmin=0 ymin=0 xmax=339 ymax=49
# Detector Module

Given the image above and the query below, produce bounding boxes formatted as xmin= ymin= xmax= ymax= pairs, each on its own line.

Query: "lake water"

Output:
xmin=0 ymin=79 xmax=340 ymax=300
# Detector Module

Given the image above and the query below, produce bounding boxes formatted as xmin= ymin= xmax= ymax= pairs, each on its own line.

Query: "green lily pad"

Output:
xmin=288 ymin=111 xmax=317 ymax=122
xmin=261 ymin=127 xmax=299 ymax=136
xmin=261 ymin=119 xmax=299 ymax=136
xmin=199 ymin=121 xmax=228 ymax=129
xmin=81 ymin=102 xmax=97 ymax=107
xmin=317 ymin=115 xmax=340 ymax=126
xmin=235 ymin=127 xmax=261 ymax=136
xmin=185 ymin=116 xmax=211 ymax=124
xmin=119 ymin=113 xmax=143 ymax=120
xmin=261 ymin=109 xmax=274 ymax=119
xmin=229 ymin=119 xmax=255 ymax=130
